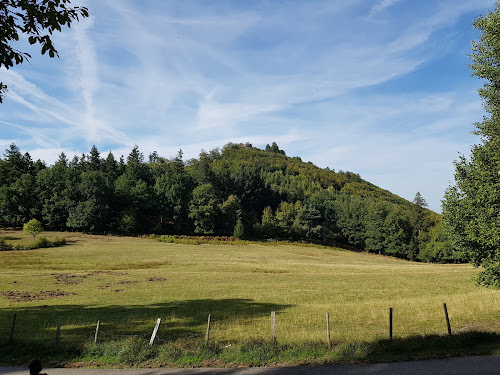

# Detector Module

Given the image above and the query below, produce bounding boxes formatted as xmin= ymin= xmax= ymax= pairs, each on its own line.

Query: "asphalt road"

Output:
xmin=1 ymin=356 xmax=499 ymax=375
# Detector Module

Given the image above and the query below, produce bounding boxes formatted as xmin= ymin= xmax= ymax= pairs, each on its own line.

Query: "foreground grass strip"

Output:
xmin=0 ymin=332 xmax=499 ymax=367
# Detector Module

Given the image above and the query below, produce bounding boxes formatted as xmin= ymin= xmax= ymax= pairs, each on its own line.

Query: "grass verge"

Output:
xmin=0 ymin=332 xmax=498 ymax=368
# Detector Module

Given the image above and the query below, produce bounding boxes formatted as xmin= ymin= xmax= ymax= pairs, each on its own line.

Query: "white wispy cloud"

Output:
xmin=72 ymin=16 xmax=98 ymax=141
xmin=368 ymin=0 xmax=402 ymax=18
xmin=295 ymin=87 xmax=483 ymax=212
xmin=0 ymin=0 xmax=493 ymax=211
xmin=0 ymin=120 xmax=56 ymax=148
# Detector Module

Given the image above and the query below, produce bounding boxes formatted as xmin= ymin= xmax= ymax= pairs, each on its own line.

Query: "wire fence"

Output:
xmin=3 ymin=304 xmax=498 ymax=347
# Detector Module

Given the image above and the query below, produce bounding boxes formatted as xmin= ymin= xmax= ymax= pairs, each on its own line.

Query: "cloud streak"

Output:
xmin=73 ymin=16 xmax=99 ymax=141
xmin=0 ymin=0 xmax=492 ymax=211
xmin=368 ymin=0 xmax=402 ymax=18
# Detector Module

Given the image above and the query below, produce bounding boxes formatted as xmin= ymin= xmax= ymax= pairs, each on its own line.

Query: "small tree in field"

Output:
xmin=234 ymin=217 xmax=244 ymax=239
xmin=24 ymin=219 xmax=43 ymax=241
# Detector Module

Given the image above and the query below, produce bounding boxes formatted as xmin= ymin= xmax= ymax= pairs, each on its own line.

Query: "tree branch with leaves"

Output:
xmin=0 ymin=0 xmax=89 ymax=102
xmin=443 ymin=3 xmax=500 ymax=288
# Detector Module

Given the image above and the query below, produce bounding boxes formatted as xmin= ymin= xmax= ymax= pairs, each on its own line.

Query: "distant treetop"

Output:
xmin=264 ymin=142 xmax=286 ymax=155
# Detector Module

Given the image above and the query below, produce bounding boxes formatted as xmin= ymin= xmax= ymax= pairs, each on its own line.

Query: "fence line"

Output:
xmin=4 ymin=304 xmax=497 ymax=346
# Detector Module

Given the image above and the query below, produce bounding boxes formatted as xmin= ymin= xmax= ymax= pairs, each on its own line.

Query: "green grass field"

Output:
xmin=0 ymin=231 xmax=499 ymax=366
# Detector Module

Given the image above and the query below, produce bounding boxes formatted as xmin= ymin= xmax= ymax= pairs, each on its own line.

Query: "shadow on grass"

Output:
xmin=0 ymin=298 xmax=293 ymax=343
xmin=0 ymin=236 xmax=21 ymax=241
xmin=365 ymin=331 xmax=500 ymax=362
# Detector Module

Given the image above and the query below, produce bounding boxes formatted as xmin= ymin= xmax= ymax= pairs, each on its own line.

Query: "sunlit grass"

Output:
xmin=0 ymin=230 xmax=498 ymax=350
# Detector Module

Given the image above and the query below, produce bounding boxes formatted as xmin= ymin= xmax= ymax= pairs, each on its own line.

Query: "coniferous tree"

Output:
xmin=103 ymin=152 xmax=119 ymax=182
xmin=118 ymin=155 xmax=126 ymax=174
xmin=409 ymin=192 xmax=429 ymax=260
xmin=2 ymin=144 xmax=29 ymax=184
xmin=69 ymin=154 xmax=80 ymax=169
xmin=79 ymin=153 xmax=88 ymax=171
xmin=88 ymin=145 xmax=101 ymax=172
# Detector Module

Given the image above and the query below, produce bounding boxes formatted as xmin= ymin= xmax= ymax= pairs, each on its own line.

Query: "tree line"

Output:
xmin=0 ymin=141 xmax=457 ymax=263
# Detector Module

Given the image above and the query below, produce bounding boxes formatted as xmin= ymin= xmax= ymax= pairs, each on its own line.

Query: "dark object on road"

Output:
xmin=28 ymin=359 xmax=46 ymax=375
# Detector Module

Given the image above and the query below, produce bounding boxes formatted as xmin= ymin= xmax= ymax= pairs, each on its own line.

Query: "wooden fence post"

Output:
xmin=8 ymin=313 xmax=16 ymax=344
xmin=271 ymin=311 xmax=276 ymax=341
xmin=56 ymin=317 xmax=61 ymax=347
xmin=326 ymin=312 xmax=331 ymax=347
xmin=149 ymin=318 xmax=161 ymax=345
xmin=389 ymin=308 xmax=393 ymax=341
xmin=94 ymin=321 xmax=100 ymax=344
xmin=205 ymin=314 xmax=211 ymax=345
xmin=443 ymin=303 xmax=452 ymax=336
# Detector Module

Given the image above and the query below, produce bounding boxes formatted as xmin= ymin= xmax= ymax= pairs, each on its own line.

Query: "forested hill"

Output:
xmin=0 ymin=142 xmax=456 ymax=263
xmin=219 ymin=143 xmax=407 ymax=206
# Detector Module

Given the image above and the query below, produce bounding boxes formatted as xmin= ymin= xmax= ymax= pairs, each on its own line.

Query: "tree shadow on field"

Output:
xmin=0 ymin=299 xmax=293 ymax=343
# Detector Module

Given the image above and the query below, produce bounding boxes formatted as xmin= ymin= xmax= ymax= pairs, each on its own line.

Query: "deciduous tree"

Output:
xmin=189 ymin=184 xmax=219 ymax=234
xmin=23 ymin=218 xmax=42 ymax=240
xmin=443 ymin=4 xmax=500 ymax=286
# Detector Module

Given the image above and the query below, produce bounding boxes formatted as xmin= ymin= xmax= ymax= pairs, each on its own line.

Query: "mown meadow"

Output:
xmin=0 ymin=231 xmax=498 ymax=366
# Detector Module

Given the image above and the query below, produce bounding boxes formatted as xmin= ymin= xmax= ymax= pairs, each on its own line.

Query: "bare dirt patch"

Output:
xmin=106 ymin=261 xmax=168 ymax=270
xmin=117 ymin=280 xmax=138 ymax=285
xmin=147 ymin=277 xmax=166 ymax=282
xmin=51 ymin=273 xmax=88 ymax=285
xmin=99 ymin=280 xmax=136 ymax=290
xmin=0 ymin=290 xmax=76 ymax=302
xmin=87 ymin=271 xmax=129 ymax=276
xmin=251 ymin=268 xmax=289 ymax=274
xmin=44 ymin=271 xmax=129 ymax=285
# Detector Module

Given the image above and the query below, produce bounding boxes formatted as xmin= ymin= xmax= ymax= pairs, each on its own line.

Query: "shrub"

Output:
xmin=0 ymin=237 xmax=13 ymax=251
xmin=35 ymin=237 xmax=49 ymax=248
xmin=158 ymin=235 xmax=177 ymax=243
xmin=51 ymin=237 xmax=67 ymax=246
xmin=476 ymin=263 xmax=500 ymax=289
xmin=8 ymin=237 xmax=68 ymax=250
xmin=155 ymin=235 xmax=239 ymax=245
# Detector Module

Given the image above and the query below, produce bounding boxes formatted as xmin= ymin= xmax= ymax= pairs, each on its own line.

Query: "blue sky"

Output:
xmin=0 ymin=0 xmax=494 ymax=212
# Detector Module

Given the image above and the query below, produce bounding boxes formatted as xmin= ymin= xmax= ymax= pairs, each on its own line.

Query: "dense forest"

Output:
xmin=0 ymin=142 xmax=457 ymax=263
